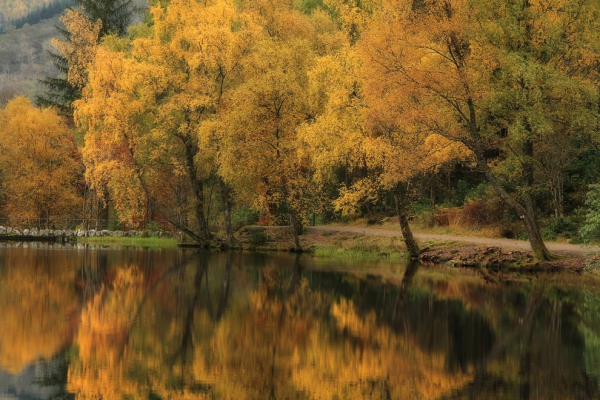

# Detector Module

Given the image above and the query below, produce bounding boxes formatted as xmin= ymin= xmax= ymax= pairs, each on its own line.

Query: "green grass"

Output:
xmin=77 ymin=236 xmax=179 ymax=248
xmin=312 ymin=247 xmax=408 ymax=262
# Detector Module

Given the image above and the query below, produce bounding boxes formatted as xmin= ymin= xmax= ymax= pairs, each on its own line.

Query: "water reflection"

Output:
xmin=0 ymin=243 xmax=599 ymax=399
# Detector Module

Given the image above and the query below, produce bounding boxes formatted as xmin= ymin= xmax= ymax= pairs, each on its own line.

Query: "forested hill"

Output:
xmin=0 ymin=0 xmax=72 ymax=32
xmin=0 ymin=0 xmax=146 ymax=103
xmin=0 ymin=15 xmax=59 ymax=103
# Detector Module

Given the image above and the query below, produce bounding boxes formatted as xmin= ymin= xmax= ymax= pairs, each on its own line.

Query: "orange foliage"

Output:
xmin=0 ymin=96 xmax=83 ymax=220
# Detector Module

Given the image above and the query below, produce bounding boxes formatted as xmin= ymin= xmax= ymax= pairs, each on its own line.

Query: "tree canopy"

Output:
xmin=2 ymin=0 xmax=600 ymax=257
xmin=0 ymin=96 xmax=82 ymax=221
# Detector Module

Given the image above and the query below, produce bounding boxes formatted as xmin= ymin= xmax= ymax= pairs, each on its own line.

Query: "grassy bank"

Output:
xmin=235 ymin=225 xmax=410 ymax=261
xmin=308 ymin=231 xmax=409 ymax=262
xmin=312 ymin=247 xmax=408 ymax=262
xmin=77 ymin=236 xmax=179 ymax=248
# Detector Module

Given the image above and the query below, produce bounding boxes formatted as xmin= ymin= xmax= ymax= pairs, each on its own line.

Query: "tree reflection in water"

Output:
xmin=1 ymin=245 xmax=600 ymax=399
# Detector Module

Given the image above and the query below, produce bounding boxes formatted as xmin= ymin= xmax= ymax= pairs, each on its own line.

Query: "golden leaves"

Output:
xmin=52 ymin=9 xmax=102 ymax=90
xmin=0 ymin=97 xmax=83 ymax=219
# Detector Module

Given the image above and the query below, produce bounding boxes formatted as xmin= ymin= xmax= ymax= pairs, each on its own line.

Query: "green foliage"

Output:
xmin=76 ymin=0 xmax=137 ymax=37
xmin=231 ymin=207 xmax=259 ymax=231
xmin=293 ymin=0 xmax=325 ymax=14
xmin=542 ymin=217 xmax=581 ymax=242
xmin=313 ymin=247 xmax=406 ymax=262
xmin=464 ymin=182 xmax=492 ymax=205
xmin=246 ymin=226 xmax=268 ymax=247
xmin=450 ymin=180 xmax=470 ymax=206
xmin=580 ymin=185 xmax=600 ymax=242
xmin=410 ymin=202 xmax=434 ymax=227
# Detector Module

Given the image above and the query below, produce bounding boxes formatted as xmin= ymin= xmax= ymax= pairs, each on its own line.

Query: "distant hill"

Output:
xmin=0 ymin=0 xmax=147 ymax=106
xmin=0 ymin=14 xmax=59 ymax=104
xmin=0 ymin=0 xmax=72 ymax=33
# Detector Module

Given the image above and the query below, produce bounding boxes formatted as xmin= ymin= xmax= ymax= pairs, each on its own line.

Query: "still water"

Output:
xmin=1 ymin=242 xmax=600 ymax=399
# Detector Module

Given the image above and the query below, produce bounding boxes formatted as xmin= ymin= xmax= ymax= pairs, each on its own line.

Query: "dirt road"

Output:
xmin=309 ymin=225 xmax=600 ymax=255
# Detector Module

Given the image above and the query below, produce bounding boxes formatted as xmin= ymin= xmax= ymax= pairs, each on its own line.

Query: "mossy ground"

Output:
xmin=77 ymin=236 xmax=179 ymax=248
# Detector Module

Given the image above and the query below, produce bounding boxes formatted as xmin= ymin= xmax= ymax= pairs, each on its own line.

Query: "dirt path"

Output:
xmin=309 ymin=225 xmax=600 ymax=256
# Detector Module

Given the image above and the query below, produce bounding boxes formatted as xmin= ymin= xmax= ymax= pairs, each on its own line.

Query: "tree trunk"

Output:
xmin=98 ymin=188 xmax=109 ymax=230
xmin=442 ymin=18 xmax=554 ymax=261
xmin=394 ymin=182 xmax=420 ymax=259
xmin=182 ymin=137 xmax=211 ymax=242
xmin=281 ymin=182 xmax=303 ymax=252
xmin=522 ymin=138 xmax=539 ymax=230
xmin=430 ymin=173 xmax=436 ymax=227
xmin=288 ymin=209 xmax=303 ymax=252
xmin=476 ymin=153 xmax=555 ymax=261
xmin=218 ymin=177 xmax=235 ymax=247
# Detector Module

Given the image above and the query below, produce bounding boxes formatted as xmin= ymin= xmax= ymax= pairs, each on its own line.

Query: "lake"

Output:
xmin=0 ymin=242 xmax=599 ymax=399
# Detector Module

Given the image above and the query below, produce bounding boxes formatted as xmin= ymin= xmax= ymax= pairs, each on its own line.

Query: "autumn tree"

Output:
xmin=301 ymin=20 xmax=466 ymax=257
xmin=50 ymin=8 xmax=102 ymax=97
xmin=77 ymin=0 xmax=257 ymax=244
xmin=218 ymin=0 xmax=343 ymax=251
xmin=354 ymin=0 xmax=600 ymax=260
xmin=37 ymin=0 xmax=137 ymax=116
xmin=0 ymin=97 xmax=82 ymax=222
xmin=36 ymin=0 xmax=137 ymax=229
xmin=471 ymin=0 xmax=600 ymax=227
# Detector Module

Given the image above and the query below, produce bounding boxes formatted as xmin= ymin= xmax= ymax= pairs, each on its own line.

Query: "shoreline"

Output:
xmin=236 ymin=225 xmax=594 ymax=273
xmin=1 ymin=224 xmax=594 ymax=273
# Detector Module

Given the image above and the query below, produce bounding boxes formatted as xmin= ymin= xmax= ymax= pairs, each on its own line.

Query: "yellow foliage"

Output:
xmin=0 ymin=96 xmax=83 ymax=219
xmin=217 ymin=24 xmax=317 ymax=222
xmin=52 ymin=9 xmax=102 ymax=90
xmin=77 ymin=0 xmax=257 ymax=228
xmin=300 ymin=33 xmax=470 ymax=216
xmin=334 ymin=178 xmax=380 ymax=216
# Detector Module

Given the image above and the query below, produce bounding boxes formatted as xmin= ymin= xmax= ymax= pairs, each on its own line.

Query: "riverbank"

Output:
xmin=1 ymin=223 xmax=593 ymax=272
xmin=236 ymin=225 xmax=596 ymax=273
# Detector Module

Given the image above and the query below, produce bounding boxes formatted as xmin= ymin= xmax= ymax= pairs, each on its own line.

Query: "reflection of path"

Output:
xmin=310 ymin=226 xmax=600 ymax=255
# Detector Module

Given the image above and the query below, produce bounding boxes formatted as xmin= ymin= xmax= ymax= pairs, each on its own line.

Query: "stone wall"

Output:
xmin=0 ymin=226 xmax=170 ymax=239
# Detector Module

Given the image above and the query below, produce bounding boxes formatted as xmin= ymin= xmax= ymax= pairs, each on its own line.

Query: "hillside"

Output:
xmin=0 ymin=14 xmax=60 ymax=104
xmin=0 ymin=0 xmax=70 ymax=32
xmin=0 ymin=0 xmax=55 ymax=22
xmin=0 ymin=0 xmax=147 ymax=105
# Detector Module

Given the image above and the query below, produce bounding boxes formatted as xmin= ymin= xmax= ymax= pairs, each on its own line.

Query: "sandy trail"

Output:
xmin=309 ymin=225 xmax=600 ymax=255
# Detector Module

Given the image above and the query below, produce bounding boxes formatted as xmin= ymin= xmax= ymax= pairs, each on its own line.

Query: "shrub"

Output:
xmin=232 ymin=207 xmax=259 ymax=231
xmin=247 ymin=226 xmax=268 ymax=247
xmin=542 ymin=217 xmax=579 ymax=241
xmin=461 ymin=199 xmax=497 ymax=227
xmin=434 ymin=207 xmax=462 ymax=226
xmin=580 ymin=184 xmax=600 ymax=242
